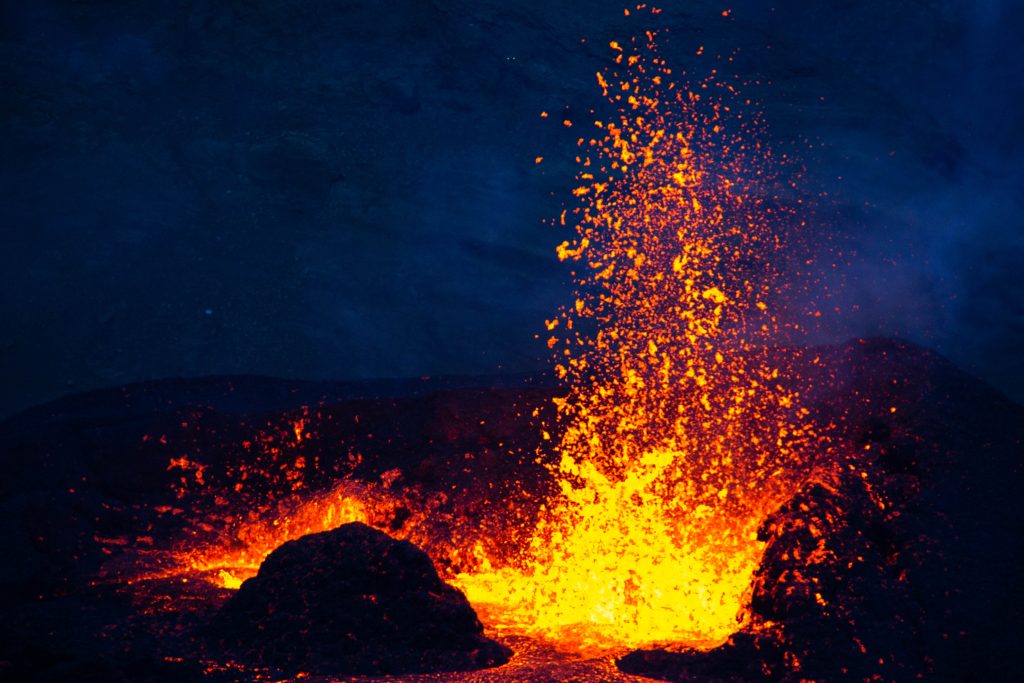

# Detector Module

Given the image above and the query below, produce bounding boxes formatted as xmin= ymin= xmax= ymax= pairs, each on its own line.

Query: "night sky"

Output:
xmin=2 ymin=0 xmax=1022 ymax=417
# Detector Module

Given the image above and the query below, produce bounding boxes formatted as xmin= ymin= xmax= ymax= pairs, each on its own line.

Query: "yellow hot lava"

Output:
xmin=451 ymin=28 xmax=815 ymax=652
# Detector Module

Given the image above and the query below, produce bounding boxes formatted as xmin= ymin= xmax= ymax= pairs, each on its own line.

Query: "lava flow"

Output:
xmin=451 ymin=31 xmax=819 ymax=651
xmin=130 ymin=18 xmax=823 ymax=660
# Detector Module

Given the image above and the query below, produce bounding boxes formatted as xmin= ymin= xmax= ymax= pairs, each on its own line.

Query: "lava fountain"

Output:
xmin=450 ymin=29 xmax=819 ymax=652
xmin=133 ymin=17 xmax=824 ymax=661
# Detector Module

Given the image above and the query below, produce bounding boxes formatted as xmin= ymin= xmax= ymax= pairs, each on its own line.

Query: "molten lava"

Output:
xmin=176 ymin=482 xmax=375 ymax=590
xmin=451 ymin=30 xmax=818 ymax=651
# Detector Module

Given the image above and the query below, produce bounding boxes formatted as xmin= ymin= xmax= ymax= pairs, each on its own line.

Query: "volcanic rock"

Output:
xmin=618 ymin=633 xmax=785 ymax=682
xmin=618 ymin=340 xmax=1024 ymax=682
xmin=208 ymin=522 xmax=511 ymax=675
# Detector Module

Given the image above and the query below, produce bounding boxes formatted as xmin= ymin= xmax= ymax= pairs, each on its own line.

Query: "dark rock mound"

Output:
xmin=618 ymin=339 xmax=1024 ymax=682
xmin=618 ymin=633 xmax=785 ymax=682
xmin=208 ymin=522 xmax=511 ymax=675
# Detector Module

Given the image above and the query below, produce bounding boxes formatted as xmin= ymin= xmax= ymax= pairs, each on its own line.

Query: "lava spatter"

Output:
xmin=125 ymin=12 xmax=824 ymax=660
xmin=452 ymin=26 xmax=819 ymax=652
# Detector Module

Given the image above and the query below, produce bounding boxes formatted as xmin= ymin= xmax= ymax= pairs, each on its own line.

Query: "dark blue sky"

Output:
xmin=2 ymin=0 xmax=1022 ymax=416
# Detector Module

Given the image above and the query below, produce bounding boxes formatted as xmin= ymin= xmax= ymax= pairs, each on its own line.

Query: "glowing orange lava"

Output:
xmin=134 ymin=12 xmax=821 ymax=660
xmin=175 ymin=482 xmax=376 ymax=590
xmin=450 ymin=27 xmax=817 ymax=652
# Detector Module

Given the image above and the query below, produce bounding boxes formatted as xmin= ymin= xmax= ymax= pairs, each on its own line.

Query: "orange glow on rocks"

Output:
xmin=175 ymin=482 xmax=374 ymax=590
xmin=451 ymin=28 xmax=817 ymax=652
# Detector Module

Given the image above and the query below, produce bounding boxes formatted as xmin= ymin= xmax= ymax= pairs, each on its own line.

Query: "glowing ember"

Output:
xmin=451 ymin=27 xmax=817 ymax=651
